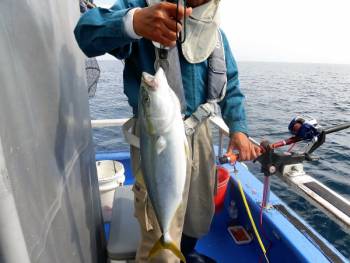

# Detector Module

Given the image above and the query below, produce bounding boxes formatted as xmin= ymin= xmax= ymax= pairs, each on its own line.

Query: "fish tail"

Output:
xmin=148 ymin=234 xmax=186 ymax=263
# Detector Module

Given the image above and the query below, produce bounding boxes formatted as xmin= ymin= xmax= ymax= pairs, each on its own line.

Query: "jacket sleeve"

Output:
xmin=74 ymin=0 xmax=145 ymax=59
xmin=218 ymin=31 xmax=248 ymax=135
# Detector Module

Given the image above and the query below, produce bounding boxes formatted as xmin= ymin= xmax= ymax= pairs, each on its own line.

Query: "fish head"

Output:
xmin=139 ymin=68 xmax=177 ymax=135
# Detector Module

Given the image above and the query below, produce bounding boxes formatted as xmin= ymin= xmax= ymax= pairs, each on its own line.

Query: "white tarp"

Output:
xmin=0 ymin=0 xmax=105 ymax=262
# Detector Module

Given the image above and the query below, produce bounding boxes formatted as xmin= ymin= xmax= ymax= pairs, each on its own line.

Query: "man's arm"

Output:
xmin=74 ymin=0 xmax=191 ymax=59
xmin=218 ymin=31 xmax=261 ymax=160
xmin=74 ymin=0 xmax=141 ymax=59
xmin=218 ymin=30 xmax=247 ymax=135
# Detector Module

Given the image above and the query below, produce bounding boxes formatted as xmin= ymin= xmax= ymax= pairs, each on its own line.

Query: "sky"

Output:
xmin=94 ymin=0 xmax=350 ymax=64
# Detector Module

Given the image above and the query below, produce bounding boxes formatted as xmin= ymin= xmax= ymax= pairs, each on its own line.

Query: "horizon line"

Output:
xmin=97 ymin=57 xmax=350 ymax=66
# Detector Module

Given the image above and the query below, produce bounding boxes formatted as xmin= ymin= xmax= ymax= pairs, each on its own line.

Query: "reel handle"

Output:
xmin=218 ymin=152 xmax=239 ymax=165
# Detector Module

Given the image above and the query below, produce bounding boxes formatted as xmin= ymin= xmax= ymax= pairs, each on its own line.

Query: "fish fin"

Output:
xmin=156 ymin=136 xmax=167 ymax=155
xmin=165 ymin=240 xmax=186 ymax=263
xmin=148 ymin=235 xmax=186 ymax=263
xmin=148 ymin=237 xmax=163 ymax=260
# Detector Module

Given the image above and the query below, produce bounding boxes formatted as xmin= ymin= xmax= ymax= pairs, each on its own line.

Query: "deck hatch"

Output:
xmin=274 ymin=204 xmax=343 ymax=263
xmin=303 ymin=182 xmax=350 ymax=217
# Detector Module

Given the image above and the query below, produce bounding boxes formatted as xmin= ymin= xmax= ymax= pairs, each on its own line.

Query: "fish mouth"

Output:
xmin=142 ymin=72 xmax=159 ymax=91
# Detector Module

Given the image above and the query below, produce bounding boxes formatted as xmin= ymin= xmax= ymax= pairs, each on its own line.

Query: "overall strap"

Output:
xmin=184 ymin=102 xmax=219 ymax=136
xmin=154 ymin=46 xmax=187 ymax=113
xmin=207 ymin=30 xmax=227 ymax=103
xmin=184 ymin=30 xmax=227 ymax=136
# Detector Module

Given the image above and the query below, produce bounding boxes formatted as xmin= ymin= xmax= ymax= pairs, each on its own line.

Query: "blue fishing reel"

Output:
xmin=288 ymin=116 xmax=321 ymax=140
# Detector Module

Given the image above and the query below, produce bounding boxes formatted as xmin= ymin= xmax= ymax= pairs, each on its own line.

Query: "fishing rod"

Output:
xmin=220 ymin=117 xmax=350 ymax=205
xmin=324 ymin=122 xmax=350 ymax=134
xmin=221 ymin=116 xmax=350 ymax=207
xmin=218 ymin=117 xmax=350 ymax=262
xmin=220 ymin=118 xmax=350 ymax=165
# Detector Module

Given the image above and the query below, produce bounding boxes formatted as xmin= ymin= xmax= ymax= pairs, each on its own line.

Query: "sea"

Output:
xmin=89 ymin=60 xmax=350 ymax=259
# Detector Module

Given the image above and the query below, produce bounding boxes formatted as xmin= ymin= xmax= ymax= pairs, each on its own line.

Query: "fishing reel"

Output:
xmin=258 ymin=115 xmax=326 ymax=177
xmin=288 ymin=116 xmax=322 ymax=141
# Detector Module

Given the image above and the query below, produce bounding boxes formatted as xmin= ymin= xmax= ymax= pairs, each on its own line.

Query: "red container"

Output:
xmin=214 ymin=166 xmax=230 ymax=212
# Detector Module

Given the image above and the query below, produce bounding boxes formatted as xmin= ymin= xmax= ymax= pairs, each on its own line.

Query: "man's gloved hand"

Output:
xmin=133 ymin=2 xmax=192 ymax=47
xmin=227 ymin=132 xmax=262 ymax=161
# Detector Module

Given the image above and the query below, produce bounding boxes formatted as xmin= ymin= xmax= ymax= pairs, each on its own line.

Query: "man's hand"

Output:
xmin=133 ymin=2 xmax=192 ymax=47
xmin=227 ymin=132 xmax=262 ymax=161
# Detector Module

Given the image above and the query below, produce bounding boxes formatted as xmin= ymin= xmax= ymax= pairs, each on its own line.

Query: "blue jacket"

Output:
xmin=74 ymin=0 xmax=248 ymax=134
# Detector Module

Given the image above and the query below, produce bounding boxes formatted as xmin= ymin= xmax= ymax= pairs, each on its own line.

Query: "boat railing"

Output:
xmin=91 ymin=116 xmax=231 ymax=155
xmin=91 ymin=118 xmax=130 ymax=128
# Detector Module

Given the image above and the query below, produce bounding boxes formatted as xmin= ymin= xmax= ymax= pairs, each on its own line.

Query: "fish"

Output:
xmin=138 ymin=68 xmax=188 ymax=262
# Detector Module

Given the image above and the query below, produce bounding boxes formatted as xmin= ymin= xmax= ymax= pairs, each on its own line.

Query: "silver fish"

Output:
xmin=138 ymin=68 xmax=188 ymax=262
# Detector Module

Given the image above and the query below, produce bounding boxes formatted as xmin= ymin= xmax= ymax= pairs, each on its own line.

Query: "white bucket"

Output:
xmin=96 ymin=160 xmax=125 ymax=222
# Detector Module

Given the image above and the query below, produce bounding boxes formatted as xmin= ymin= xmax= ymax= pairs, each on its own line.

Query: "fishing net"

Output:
xmin=80 ymin=0 xmax=100 ymax=98
xmin=85 ymin=57 xmax=100 ymax=97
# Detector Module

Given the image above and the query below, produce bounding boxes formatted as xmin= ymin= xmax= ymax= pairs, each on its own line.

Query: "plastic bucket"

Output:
xmin=96 ymin=160 xmax=125 ymax=221
xmin=214 ymin=166 xmax=230 ymax=212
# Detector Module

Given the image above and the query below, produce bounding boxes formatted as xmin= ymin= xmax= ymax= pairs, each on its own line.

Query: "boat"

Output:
xmin=92 ymin=118 xmax=349 ymax=263
xmin=1 ymin=0 xmax=349 ymax=262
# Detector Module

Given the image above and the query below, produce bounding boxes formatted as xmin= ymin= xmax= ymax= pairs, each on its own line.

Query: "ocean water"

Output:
xmin=89 ymin=60 xmax=350 ymax=258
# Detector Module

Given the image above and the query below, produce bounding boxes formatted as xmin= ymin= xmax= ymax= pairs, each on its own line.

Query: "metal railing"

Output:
xmin=91 ymin=118 xmax=129 ymax=128
xmin=91 ymin=116 xmax=231 ymax=156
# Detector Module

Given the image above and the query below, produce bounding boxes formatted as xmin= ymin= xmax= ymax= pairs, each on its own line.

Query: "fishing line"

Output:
xmin=287 ymin=143 xmax=296 ymax=152
xmin=259 ymin=184 xmax=273 ymax=263
xmin=175 ymin=0 xmax=187 ymax=43
xmin=233 ymin=164 xmax=269 ymax=263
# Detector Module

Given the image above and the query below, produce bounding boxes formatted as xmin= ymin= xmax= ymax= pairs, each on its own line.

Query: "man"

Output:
xmin=75 ymin=0 xmax=261 ymax=262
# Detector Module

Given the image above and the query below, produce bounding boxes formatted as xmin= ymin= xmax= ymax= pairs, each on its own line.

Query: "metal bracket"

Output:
xmin=257 ymin=141 xmax=306 ymax=177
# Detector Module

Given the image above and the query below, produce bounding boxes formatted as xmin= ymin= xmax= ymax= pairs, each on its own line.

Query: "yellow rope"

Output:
xmin=234 ymin=168 xmax=269 ymax=262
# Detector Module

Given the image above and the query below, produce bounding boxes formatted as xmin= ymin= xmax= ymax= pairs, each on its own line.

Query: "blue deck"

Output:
xmin=96 ymin=152 xmax=347 ymax=262
xmin=196 ymin=162 xmax=347 ymax=262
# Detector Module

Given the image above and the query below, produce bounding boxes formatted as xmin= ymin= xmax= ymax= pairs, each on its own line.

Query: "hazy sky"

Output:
xmin=94 ymin=0 xmax=350 ymax=64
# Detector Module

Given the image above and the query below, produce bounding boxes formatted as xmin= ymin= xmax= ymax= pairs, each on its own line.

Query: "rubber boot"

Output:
xmin=181 ymin=234 xmax=216 ymax=263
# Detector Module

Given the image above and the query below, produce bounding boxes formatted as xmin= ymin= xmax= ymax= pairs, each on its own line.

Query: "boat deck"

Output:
xmin=197 ymin=208 xmax=261 ymax=262
xmin=96 ymin=152 xmax=347 ymax=263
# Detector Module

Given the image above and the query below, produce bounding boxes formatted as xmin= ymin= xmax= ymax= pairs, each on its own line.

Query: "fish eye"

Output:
xmin=143 ymin=95 xmax=150 ymax=104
